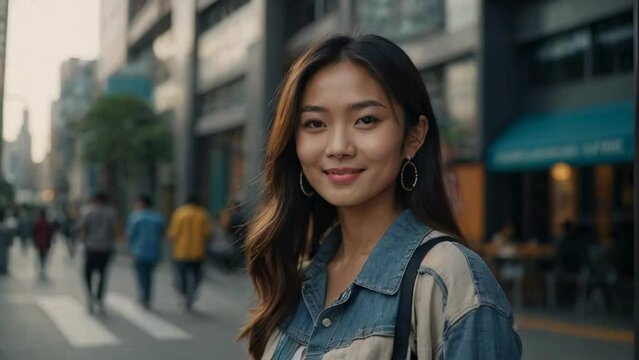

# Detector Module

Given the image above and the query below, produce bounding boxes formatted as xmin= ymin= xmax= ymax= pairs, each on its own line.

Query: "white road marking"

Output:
xmin=36 ymin=296 xmax=119 ymax=347
xmin=0 ymin=294 xmax=35 ymax=304
xmin=106 ymin=293 xmax=191 ymax=340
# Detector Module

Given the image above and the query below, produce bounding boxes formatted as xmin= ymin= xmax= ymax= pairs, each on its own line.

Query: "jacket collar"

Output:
xmin=302 ymin=209 xmax=432 ymax=296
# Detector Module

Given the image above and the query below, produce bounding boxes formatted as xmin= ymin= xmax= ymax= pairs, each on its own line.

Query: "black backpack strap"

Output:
xmin=391 ymin=236 xmax=455 ymax=360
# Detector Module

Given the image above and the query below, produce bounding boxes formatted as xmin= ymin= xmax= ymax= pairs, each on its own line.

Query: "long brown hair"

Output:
xmin=238 ymin=34 xmax=461 ymax=359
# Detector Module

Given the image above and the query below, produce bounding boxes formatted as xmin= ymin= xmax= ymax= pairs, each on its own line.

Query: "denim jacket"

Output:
xmin=262 ymin=209 xmax=522 ymax=359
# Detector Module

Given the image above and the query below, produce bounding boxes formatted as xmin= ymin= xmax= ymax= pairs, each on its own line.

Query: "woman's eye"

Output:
xmin=356 ymin=116 xmax=379 ymax=126
xmin=302 ymin=119 xmax=325 ymax=128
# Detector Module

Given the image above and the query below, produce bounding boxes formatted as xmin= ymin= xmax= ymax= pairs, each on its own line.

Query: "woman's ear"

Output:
xmin=404 ymin=115 xmax=429 ymax=159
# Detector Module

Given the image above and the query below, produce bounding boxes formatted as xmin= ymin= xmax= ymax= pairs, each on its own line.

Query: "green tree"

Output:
xmin=74 ymin=94 xmax=172 ymax=213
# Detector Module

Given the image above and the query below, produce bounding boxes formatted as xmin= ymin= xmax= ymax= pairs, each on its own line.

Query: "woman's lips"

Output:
xmin=324 ymin=168 xmax=365 ymax=184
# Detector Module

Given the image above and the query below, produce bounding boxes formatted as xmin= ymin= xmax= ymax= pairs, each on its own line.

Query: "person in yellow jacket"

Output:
xmin=168 ymin=195 xmax=212 ymax=310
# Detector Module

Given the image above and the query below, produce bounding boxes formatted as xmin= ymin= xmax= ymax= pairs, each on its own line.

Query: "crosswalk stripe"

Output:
xmin=106 ymin=293 xmax=191 ymax=340
xmin=0 ymin=294 xmax=35 ymax=304
xmin=36 ymin=296 xmax=119 ymax=347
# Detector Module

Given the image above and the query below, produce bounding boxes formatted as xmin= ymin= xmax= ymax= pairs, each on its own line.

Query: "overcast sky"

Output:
xmin=3 ymin=0 xmax=100 ymax=163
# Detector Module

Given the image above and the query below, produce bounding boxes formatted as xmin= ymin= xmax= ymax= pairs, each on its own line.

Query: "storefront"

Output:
xmin=487 ymin=101 xmax=633 ymax=242
xmin=195 ymin=128 xmax=245 ymax=218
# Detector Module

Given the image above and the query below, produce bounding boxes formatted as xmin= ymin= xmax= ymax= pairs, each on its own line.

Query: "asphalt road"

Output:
xmin=0 ymin=238 xmax=252 ymax=360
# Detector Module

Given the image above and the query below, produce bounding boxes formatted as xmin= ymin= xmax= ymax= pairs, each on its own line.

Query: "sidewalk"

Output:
xmin=516 ymin=308 xmax=633 ymax=359
xmin=6 ymin=238 xmax=631 ymax=360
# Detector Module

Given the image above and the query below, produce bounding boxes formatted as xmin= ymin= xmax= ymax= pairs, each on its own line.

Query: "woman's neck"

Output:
xmin=334 ymin=197 xmax=402 ymax=263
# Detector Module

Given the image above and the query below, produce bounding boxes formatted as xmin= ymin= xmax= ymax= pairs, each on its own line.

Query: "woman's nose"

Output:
xmin=324 ymin=126 xmax=354 ymax=159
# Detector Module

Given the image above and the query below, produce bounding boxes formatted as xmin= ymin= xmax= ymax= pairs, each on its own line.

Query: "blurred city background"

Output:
xmin=0 ymin=0 xmax=635 ymax=359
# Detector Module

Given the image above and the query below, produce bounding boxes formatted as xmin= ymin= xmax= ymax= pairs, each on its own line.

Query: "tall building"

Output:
xmin=104 ymin=0 xmax=634 ymax=247
xmin=97 ymin=0 xmax=181 ymax=216
xmin=2 ymin=109 xmax=35 ymax=202
xmin=97 ymin=0 xmax=128 ymax=86
xmin=50 ymin=59 xmax=96 ymax=209
xmin=193 ymin=0 xmax=278 ymax=217
xmin=0 ymin=0 xmax=9 ymax=175
xmin=482 ymin=0 xmax=634 ymax=244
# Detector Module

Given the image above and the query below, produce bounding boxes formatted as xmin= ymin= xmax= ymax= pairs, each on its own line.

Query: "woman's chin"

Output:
xmin=315 ymin=191 xmax=367 ymax=208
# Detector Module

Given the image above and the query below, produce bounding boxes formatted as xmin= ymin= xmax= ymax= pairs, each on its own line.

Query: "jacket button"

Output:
xmin=321 ymin=317 xmax=332 ymax=328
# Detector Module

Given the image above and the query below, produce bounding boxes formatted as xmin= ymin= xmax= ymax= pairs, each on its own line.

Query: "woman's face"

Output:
xmin=295 ymin=61 xmax=409 ymax=208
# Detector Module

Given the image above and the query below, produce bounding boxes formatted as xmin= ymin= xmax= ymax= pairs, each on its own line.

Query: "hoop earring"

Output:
xmin=400 ymin=159 xmax=418 ymax=192
xmin=299 ymin=171 xmax=315 ymax=197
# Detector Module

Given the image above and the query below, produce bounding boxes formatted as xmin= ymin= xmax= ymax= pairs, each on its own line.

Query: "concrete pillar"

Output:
xmin=243 ymin=0 xmax=286 ymax=206
xmin=171 ymin=0 xmax=197 ymax=204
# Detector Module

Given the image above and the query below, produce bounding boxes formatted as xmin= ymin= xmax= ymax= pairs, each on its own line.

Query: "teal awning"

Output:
xmin=488 ymin=102 xmax=634 ymax=172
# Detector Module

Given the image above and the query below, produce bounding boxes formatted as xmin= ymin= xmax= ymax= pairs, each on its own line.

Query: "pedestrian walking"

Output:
xmin=168 ymin=195 xmax=212 ymax=310
xmin=75 ymin=193 xmax=117 ymax=314
xmin=126 ymin=195 xmax=165 ymax=309
xmin=239 ymin=35 xmax=522 ymax=359
xmin=32 ymin=209 xmax=54 ymax=280
xmin=17 ymin=207 xmax=32 ymax=255
xmin=0 ymin=210 xmax=12 ymax=276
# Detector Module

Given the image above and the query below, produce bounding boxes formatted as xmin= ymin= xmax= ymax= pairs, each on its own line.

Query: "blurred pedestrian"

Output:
xmin=76 ymin=192 xmax=117 ymax=314
xmin=556 ymin=220 xmax=588 ymax=274
xmin=65 ymin=204 xmax=80 ymax=258
xmin=17 ymin=207 xmax=32 ymax=255
xmin=54 ymin=207 xmax=76 ymax=258
xmin=168 ymin=195 xmax=212 ymax=310
xmin=0 ymin=210 xmax=12 ymax=275
xmin=32 ymin=209 xmax=54 ymax=280
xmin=126 ymin=195 xmax=165 ymax=309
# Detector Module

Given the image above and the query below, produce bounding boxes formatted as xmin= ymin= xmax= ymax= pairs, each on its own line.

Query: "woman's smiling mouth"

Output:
xmin=324 ymin=168 xmax=365 ymax=184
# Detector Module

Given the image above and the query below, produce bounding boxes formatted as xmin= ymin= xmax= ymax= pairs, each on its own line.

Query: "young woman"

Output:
xmin=240 ymin=35 xmax=522 ymax=360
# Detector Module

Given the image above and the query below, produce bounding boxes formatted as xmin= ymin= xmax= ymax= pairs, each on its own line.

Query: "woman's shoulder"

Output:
xmin=415 ymin=234 xmax=513 ymax=324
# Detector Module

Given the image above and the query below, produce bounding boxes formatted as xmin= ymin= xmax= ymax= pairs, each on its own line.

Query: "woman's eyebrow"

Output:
xmin=347 ymin=100 xmax=387 ymax=111
xmin=300 ymin=104 xmax=328 ymax=113
xmin=300 ymin=100 xmax=387 ymax=113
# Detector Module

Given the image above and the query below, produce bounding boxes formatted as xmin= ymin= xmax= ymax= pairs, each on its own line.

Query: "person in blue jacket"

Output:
xmin=127 ymin=195 xmax=165 ymax=309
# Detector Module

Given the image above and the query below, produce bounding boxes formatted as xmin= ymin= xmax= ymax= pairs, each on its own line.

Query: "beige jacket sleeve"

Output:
xmin=410 ymin=266 xmax=446 ymax=360
xmin=410 ymin=241 xmax=483 ymax=360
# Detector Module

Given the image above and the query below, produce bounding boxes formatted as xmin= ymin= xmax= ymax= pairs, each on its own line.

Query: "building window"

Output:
xmin=129 ymin=0 xmax=150 ymax=21
xmin=422 ymin=57 xmax=479 ymax=161
xmin=197 ymin=0 xmax=251 ymax=34
xmin=531 ymin=29 xmax=589 ymax=86
xmin=593 ymin=12 xmax=633 ymax=76
xmin=445 ymin=0 xmax=478 ymax=32
xmin=525 ymin=11 xmax=633 ymax=87
xmin=354 ymin=0 xmax=444 ymax=40
xmin=197 ymin=77 xmax=245 ymax=117
xmin=285 ymin=0 xmax=340 ymax=37
xmin=153 ymin=30 xmax=174 ymax=84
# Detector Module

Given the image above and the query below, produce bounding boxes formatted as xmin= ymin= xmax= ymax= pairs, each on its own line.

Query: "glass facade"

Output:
xmin=445 ymin=0 xmax=478 ymax=32
xmin=152 ymin=30 xmax=174 ymax=85
xmin=592 ymin=12 xmax=633 ymax=76
xmin=355 ymin=0 xmax=444 ymax=40
xmin=197 ymin=129 xmax=245 ymax=217
xmin=531 ymin=29 xmax=589 ymax=86
xmin=285 ymin=0 xmax=340 ymax=37
xmin=197 ymin=77 xmax=246 ymax=117
xmin=129 ymin=0 xmax=151 ymax=21
xmin=197 ymin=0 xmax=251 ymax=34
xmin=422 ymin=57 xmax=479 ymax=161
xmin=527 ymin=11 xmax=633 ymax=86
xmin=353 ymin=0 xmax=477 ymax=40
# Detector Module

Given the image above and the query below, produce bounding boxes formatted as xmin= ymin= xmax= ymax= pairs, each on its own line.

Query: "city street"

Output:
xmin=0 ymin=238 xmax=251 ymax=360
xmin=0 ymin=237 xmax=634 ymax=360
